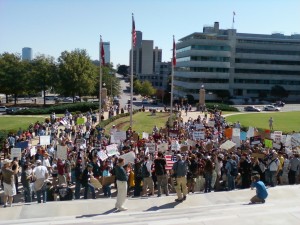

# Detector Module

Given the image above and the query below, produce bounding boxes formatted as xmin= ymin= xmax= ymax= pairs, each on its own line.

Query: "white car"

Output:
xmin=263 ymin=105 xmax=280 ymax=111
xmin=0 ymin=106 xmax=8 ymax=112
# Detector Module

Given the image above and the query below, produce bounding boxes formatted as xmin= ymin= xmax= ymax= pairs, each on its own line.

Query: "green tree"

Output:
xmin=57 ymin=49 xmax=97 ymax=100
xmin=117 ymin=64 xmax=129 ymax=76
xmin=215 ymin=90 xmax=231 ymax=102
xmin=140 ymin=80 xmax=156 ymax=97
xmin=270 ymin=85 xmax=289 ymax=99
xmin=133 ymin=79 xmax=142 ymax=94
xmin=29 ymin=55 xmax=58 ymax=105
xmin=0 ymin=53 xmax=29 ymax=104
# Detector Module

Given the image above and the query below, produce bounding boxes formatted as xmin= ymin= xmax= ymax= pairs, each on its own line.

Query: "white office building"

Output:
xmin=175 ymin=22 xmax=300 ymax=102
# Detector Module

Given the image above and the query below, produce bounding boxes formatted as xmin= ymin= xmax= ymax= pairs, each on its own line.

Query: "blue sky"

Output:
xmin=0 ymin=0 xmax=299 ymax=67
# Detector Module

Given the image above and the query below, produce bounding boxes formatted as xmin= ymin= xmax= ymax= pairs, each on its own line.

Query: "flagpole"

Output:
xmin=130 ymin=13 xmax=134 ymax=128
xmin=170 ymin=35 xmax=175 ymax=126
xmin=99 ymin=35 xmax=103 ymax=123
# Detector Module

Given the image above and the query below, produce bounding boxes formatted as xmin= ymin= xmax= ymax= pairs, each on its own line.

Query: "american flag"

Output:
xmin=132 ymin=14 xmax=136 ymax=47
xmin=172 ymin=36 xmax=176 ymax=66
xmin=100 ymin=36 xmax=105 ymax=66
xmin=165 ymin=155 xmax=177 ymax=170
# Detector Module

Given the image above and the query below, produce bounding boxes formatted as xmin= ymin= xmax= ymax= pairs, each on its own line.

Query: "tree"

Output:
xmin=140 ymin=80 xmax=156 ymax=97
xmin=117 ymin=65 xmax=129 ymax=76
xmin=270 ymin=85 xmax=289 ymax=99
xmin=57 ymin=49 xmax=97 ymax=100
xmin=133 ymin=79 xmax=142 ymax=94
xmin=186 ymin=94 xmax=195 ymax=104
xmin=214 ymin=90 xmax=231 ymax=102
xmin=28 ymin=55 xmax=58 ymax=105
xmin=0 ymin=53 xmax=29 ymax=104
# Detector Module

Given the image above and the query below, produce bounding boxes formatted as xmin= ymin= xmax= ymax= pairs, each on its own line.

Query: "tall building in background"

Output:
xmin=175 ymin=22 xmax=300 ymax=102
xmin=103 ymin=42 xmax=110 ymax=64
xmin=22 ymin=47 xmax=32 ymax=61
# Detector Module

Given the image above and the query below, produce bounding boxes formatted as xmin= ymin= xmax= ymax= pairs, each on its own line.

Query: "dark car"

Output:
xmin=244 ymin=106 xmax=261 ymax=112
xmin=273 ymin=101 xmax=285 ymax=107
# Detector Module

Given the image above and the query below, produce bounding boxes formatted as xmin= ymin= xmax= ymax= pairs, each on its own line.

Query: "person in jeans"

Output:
xmin=225 ymin=155 xmax=236 ymax=191
xmin=266 ymin=152 xmax=279 ymax=187
xmin=250 ymin=174 xmax=268 ymax=204
xmin=204 ymin=158 xmax=214 ymax=193
xmin=21 ymin=163 xmax=33 ymax=203
xmin=102 ymin=166 xmax=112 ymax=198
xmin=172 ymin=154 xmax=188 ymax=202
xmin=114 ymin=158 xmax=128 ymax=211
xmin=154 ymin=152 xmax=169 ymax=197
xmin=142 ymin=156 xmax=154 ymax=196
xmin=74 ymin=159 xmax=83 ymax=199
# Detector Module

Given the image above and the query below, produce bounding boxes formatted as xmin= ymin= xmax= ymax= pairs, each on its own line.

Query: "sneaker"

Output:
xmin=157 ymin=194 xmax=161 ymax=197
xmin=262 ymin=199 xmax=265 ymax=203
xmin=3 ymin=205 xmax=7 ymax=208
xmin=175 ymin=198 xmax=183 ymax=202
xmin=183 ymin=196 xmax=187 ymax=201
xmin=119 ymin=207 xmax=128 ymax=211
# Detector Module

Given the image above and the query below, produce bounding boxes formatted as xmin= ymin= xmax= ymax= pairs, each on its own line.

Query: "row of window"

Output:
xmin=236 ymin=48 xmax=300 ymax=56
xmin=177 ymin=56 xmax=230 ymax=63
xmin=176 ymin=67 xmax=229 ymax=73
xmin=235 ymin=58 xmax=300 ymax=65
xmin=234 ymin=79 xmax=300 ymax=85
xmin=176 ymin=45 xmax=231 ymax=53
xmin=140 ymin=76 xmax=164 ymax=80
xmin=235 ymin=69 xmax=300 ymax=75
xmin=175 ymin=77 xmax=229 ymax=83
xmin=237 ymin=39 xmax=300 ymax=46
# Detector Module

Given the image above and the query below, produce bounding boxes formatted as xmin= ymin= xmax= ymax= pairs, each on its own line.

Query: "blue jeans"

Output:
xmin=84 ymin=183 xmax=95 ymax=199
xmin=75 ymin=181 xmax=82 ymax=199
xmin=204 ymin=173 xmax=212 ymax=192
xmin=227 ymin=174 xmax=235 ymax=191
xmin=23 ymin=186 xmax=32 ymax=203
xmin=103 ymin=185 xmax=111 ymax=197
xmin=267 ymin=171 xmax=277 ymax=187
xmin=36 ymin=185 xmax=47 ymax=203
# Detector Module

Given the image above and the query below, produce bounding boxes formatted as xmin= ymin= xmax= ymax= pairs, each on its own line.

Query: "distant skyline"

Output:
xmin=0 ymin=0 xmax=299 ymax=67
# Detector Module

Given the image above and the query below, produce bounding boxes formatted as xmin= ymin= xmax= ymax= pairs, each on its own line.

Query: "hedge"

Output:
xmin=15 ymin=102 xmax=99 ymax=115
xmin=197 ymin=102 xmax=239 ymax=112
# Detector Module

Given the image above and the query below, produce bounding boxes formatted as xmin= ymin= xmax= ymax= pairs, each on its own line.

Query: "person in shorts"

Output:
xmin=250 ymin=174 xmax=268 ymax=204
xmin=1 ymin=159 xmax=19 ymax=207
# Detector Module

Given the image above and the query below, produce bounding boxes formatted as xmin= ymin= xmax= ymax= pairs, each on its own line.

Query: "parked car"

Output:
xmin=244 ymin=106 xmax=261 ymax=112
xmin=0 ymin=106 xmax=8 ymax=112
xmin=6 ymin=107 xmax=25 ymax=114
xmin=272 ymin=101 xmax=285 ymax=107
xmin=142 ymin=99 xmax=149 ymax=104
xmin=263 ymin=105 xmax=281 ymax=111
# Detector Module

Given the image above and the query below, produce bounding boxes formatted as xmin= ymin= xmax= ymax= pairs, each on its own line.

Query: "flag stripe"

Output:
xmin=172 ymin=36 xmax=176 ymax=66
xmin=101 ymin=40 xmax=105 ymax=66
xmin=165 ymin=155 xmax=177 ymax=170
xmin=132 ymin=15 xmax=136 ymax=47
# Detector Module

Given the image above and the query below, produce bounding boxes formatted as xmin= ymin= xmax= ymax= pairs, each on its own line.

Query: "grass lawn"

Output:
xmin=225 ymin=111 xmax=300 ymax=133
xmin=0 ymin=116 xmax=46 ymax=131
xmin=105 ymin=112 xmax=169 ymax=136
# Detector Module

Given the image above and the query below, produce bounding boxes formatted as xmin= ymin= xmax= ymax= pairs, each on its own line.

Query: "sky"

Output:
xmin=0 ymin=0 xmax=299 ymax=67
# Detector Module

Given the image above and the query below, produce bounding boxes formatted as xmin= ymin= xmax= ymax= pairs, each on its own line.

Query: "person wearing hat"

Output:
xmin=172 ymin=154 xmax=188 ymax=202
xmin=1 ymin=159 xmax=19 ymax=207
xmin=33 ymin=159 xmax=49 ymax=203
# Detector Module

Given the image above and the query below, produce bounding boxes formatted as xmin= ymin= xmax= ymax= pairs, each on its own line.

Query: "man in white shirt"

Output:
xmin=142 ymin=156 xmax=154 ymax=196
xmin=33 ymin=160 xmax=48 ymax=203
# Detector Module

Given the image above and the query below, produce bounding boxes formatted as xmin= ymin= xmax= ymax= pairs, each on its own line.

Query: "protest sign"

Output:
xmin=273 ymin=142 xmax=281 ymax=150
xmin=119 ymin=151 xmax=136 ymax=165
xmin=247 ymin=127 xmax=255 ymax=138
xmin=250 ymin=136 xmax=261 ymax=145
xmin=132 ymin=133 xmax=139 ymax=142
xmin=187 ymin=139 xmax=196 ymax=147
xmin=285 ymin=135 xmax=292 ymax=147
xmin=171 ymin=140 xmax=180 ymax=151
xmin=145 ymin=143 xmax=156 ymax=153
xmin=39 ymin=136 xmax=51 ymax=145
xmin=264 ymin=139 xmax=273 ymax=148
xmin=114 ymin=131 xmax=126 ymax=142
xmin=240 ymin=131 xmax=247 ymax=141
xmin=157 ymin=143 xmax=168 ymax=152
xmin=180 ymin=145 xmax=189 ymax=152
xmin=232 ymin=136 xmax=240 ymax=148
xmin=195 ymin=123 xmax=204 ymax=130
xmin=106 ymin=144 xmax=119 ymax=156
xmin=232 ymin=128 xmax=240 ymax=137
xmin=291 ymin=133 xmax=300 ymax=148
xmin=76 ymin=118 xmax=85 ymax=125
xmin=57 ymin=145 xmax=68 ymax=160
xmin=220 ymin=140 xmax=236 ymax=150
xmin=30 ymin=146 xmax=37 ymax=157
xmin=207 ymin=120 xmax=215 ymax=127
xmin=97 ymin=150 xmax=108 ymax=161
xmin=11 ymin=148 xmax=21 ymax=159
xmin=273 ymin=131 xmax=282 ymax=143
xmin=15 ymin=141 xmax=29 ymax=149
xmin=252 ymin=153 xmax=265 ymax=159
xmin=281 ymin=135 xmax=286 ymax=144
xmin=225 ymin=128 xmax=232 ymax=138
xmin=142 ymin=132 xmax=149 ymax=140
xmin=193 ymin=131 xmax=205 ymax=140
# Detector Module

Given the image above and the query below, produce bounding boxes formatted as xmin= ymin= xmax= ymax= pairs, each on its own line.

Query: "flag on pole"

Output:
xmin=172 ymin=36 xmax=176 ymax=66
xmin=132 ymin=14 xmax=136 ymax=47
xmin=233 ymin=11 xmax=236 ymax=23
xmin=100 ymin=37 xmax=105 ymax=66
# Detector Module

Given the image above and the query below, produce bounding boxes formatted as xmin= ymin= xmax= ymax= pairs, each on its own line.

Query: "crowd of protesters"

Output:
xmin=0 ymin=106 xmax=300 ymax=209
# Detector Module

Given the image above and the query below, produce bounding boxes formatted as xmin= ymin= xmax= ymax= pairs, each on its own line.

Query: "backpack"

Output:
xmin=142 ymin=162 xmax=150 ymax=178
xmin=230 ymin=161 xmax=238 ymax=177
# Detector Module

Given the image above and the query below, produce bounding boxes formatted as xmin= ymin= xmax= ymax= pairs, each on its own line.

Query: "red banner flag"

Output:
xmin=101 ymin=40 xmax=105 ymax=66
xmin=132 ymin=14 xmax=136 ymax=47
xmin=172 ymin=36 xmax=176 ymax=66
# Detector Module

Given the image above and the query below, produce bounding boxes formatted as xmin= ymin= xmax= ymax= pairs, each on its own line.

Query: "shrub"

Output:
xmin=196 ymin=103 xmax=238 ymax=112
